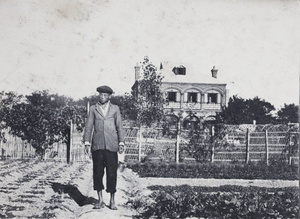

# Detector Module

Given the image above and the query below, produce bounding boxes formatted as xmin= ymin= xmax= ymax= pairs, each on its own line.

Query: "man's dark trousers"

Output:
xmin=92 ymin=149 xmax=118 ymax=193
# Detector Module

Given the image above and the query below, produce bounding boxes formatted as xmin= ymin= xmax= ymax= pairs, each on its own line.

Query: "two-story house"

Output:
xmin=132 ymin=62 xmax=228 ymax=129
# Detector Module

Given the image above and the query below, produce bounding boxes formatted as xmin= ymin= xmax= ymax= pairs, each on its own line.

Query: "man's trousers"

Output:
xmin=92 ymin=149 xmax=118 ymax=193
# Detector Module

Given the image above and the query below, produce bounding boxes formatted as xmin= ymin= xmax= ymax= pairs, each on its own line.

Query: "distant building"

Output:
xmin=132 ymin=62 xmax=228 ymax=129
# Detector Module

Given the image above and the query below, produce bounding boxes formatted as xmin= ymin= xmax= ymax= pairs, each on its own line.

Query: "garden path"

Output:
xmin=77 ymin=166 xmax=298 ymax=219
xmin=138 ymin=177 xmax=298 ymax=189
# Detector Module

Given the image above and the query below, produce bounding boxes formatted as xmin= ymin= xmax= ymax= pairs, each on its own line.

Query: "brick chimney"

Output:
xmin=134 ymin=64 xmax=141 ymax=81
xmin=211 ymin=66 xmax=218 ymax=78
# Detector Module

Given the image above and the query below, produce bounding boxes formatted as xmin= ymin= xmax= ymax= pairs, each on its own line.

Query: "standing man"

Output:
xmin=84 ymin=85 xmax=125 ymax=210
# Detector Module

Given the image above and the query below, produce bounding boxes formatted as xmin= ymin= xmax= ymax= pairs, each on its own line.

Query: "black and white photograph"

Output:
xmin=0 ymin=0 xmax=299 ymax=218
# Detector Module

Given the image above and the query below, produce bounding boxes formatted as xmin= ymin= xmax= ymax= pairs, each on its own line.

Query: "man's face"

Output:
xmin=99 ymin=92 xmax=111 ymax=104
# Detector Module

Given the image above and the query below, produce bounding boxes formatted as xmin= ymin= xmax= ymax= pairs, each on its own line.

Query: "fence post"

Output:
xmin=138 ymin=127 xmax=142 ymax=162
xmin=265 ymin=130 xmax=269 ymax=166
xmin=288 ymin=133 xmax=292 ymax=165
xmin=245 ymin=128 xmax=250 ymax=164
xmin=30 ymin=143 xmax=33 ymax=157
xmin=211 ymin=126 xmax=215 ymax=163
xmin=0 ymin=140 xmax=2 ymax=160
xmin=211 ymin=144 xmax=215 ymax=163
xmin=5 ymin=135 xmax=8 ymax=160
xmin=176 ymin=131 xmax=180 ymax=164
xmin=21 ymin=141 xmax=24 ymax=159
xmin=175 ymin=121 xmax=181 ymax=164
xmin=13 ymin=136 xmax=17 ymax=158
xmin=66 ymin=121 xmax=72 ymax=164
xmin=70 ymin=120 xmax=74 ymax=162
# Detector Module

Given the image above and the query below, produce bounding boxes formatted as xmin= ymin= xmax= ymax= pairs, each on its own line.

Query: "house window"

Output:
xmin=208 ymin=93 xmax=217 ymax=103
xmin=172 ymin=66 xmax=186 ymax=75
xmin=183 ymin=115 xmax=200 ymax=130
xmin=188 ymin=92 xmax=197 ymax=103
xmin=168 ymin=92 xmax=177 ymax=102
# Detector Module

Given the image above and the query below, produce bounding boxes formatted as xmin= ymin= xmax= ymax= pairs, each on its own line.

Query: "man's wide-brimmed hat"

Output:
xmin=96 ymin=85 xmax=113 ymax=94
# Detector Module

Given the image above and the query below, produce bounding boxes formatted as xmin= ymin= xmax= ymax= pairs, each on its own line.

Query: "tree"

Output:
xmin=277 ymin=104 xmax=299 ymax=124
xmin=216 ymin=95 xmax=276 ymax=124
xmin=1 ymin=90 xmax=86 ymax=157
xmin=215 ymin=96 xmax=248 ymax=124
xmin=0 ymin=91 xmax=23 ymax=143
xmin=111 ymin=93 xmax=137 ymax=122
xmin=133 ymin=56 xmax=165 ymax=127
xmin=246 ymin=96 xmax=276 ymax=124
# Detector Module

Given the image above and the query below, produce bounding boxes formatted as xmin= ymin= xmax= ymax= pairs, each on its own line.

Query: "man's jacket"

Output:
xmin=83 ymin=102 xmax=125 ymax=152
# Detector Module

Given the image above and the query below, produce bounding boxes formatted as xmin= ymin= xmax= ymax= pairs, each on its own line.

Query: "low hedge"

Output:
xmin=127 ymin=161 xmax=298 ymax=180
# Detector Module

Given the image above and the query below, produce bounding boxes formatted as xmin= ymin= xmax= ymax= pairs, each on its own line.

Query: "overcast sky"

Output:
xmin=0 ymin=0 xmax=299 ymax=109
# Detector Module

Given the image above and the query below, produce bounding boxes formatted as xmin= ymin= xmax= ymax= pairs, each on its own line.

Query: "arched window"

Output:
xmin=165 ymin=88 xmax=181 ymax=103
xmin=204 ymin=116 xmax=216 ymax=126
xmin=163 ymin=114 xmax=179 ymax=137
xmin=183 ymin=115 xmax=200 ymax=130
xmin=167 ymin=92 xmax=177 ymax=102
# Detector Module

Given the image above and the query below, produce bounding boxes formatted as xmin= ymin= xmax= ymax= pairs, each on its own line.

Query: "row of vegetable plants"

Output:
xmin=127 ymin=160 xmax=298 ymax=180
xmin=129 ymin=185 xmax=299 ymax=218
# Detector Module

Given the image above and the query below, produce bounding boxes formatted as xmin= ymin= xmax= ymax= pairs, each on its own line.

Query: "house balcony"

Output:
xmin=164 ymin=101 xmax=222 ymax=111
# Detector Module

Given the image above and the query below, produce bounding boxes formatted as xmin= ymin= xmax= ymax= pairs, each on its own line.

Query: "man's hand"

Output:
xmin=118 ymin=142 xmax=125 ymax=154
xmin=84 ymin=145 xmax=90 ymax=155
xmin=84 ymin=142 xmax=91 ymax=156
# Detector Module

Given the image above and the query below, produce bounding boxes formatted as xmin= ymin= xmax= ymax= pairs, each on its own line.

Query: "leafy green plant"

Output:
xmin=180 ymin=122 xmax=230 ymax=162
xmin=128 ymin=161 xmax=298 ymax=180
xmin=132 ymin=185 xmax=299 ymax=218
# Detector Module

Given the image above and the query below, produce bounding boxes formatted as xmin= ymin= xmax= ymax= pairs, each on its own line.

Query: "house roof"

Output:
xmin=159 ymin=63 xmax=227 ymax=85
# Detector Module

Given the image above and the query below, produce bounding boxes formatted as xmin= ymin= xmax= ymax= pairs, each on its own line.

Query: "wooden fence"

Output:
xmin=1 ymin=125 xmax=298 ymax=165
xmin=213 ymin=129 xmax=299 ymax=165
xmin=64 ymin=126 xmax=300 ymax=164
xmin=0 ymin=130 xmax=35 ymax=159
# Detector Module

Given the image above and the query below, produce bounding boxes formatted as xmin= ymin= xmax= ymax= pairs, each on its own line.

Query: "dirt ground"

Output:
xmin=0 ymin=159 xmax=150 ymax=218
xmin=0 ymin=159 xmax=298 ymax=218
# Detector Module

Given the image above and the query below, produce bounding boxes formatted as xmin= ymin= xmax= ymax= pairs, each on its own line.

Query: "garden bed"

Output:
xmin=129 ymin=185 xmax=299 ymax=218
xmin=127 ymin=161 xmax=298 ymax=180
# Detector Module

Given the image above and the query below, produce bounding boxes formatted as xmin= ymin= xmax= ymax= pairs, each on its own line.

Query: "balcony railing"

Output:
xmin=164 ymin=102 xmax=221 ymax=110
xmin=202 ymin=103 xmax=221 ymax=110
xmin=183 ymin=102 xmax=201 ymax=109
xmin=164 ymin=102 xmax=181 ymax=109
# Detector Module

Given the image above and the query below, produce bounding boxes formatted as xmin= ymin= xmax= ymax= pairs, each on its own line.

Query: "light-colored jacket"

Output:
xmin=83 ymin=102 xmax=125 ymax=152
